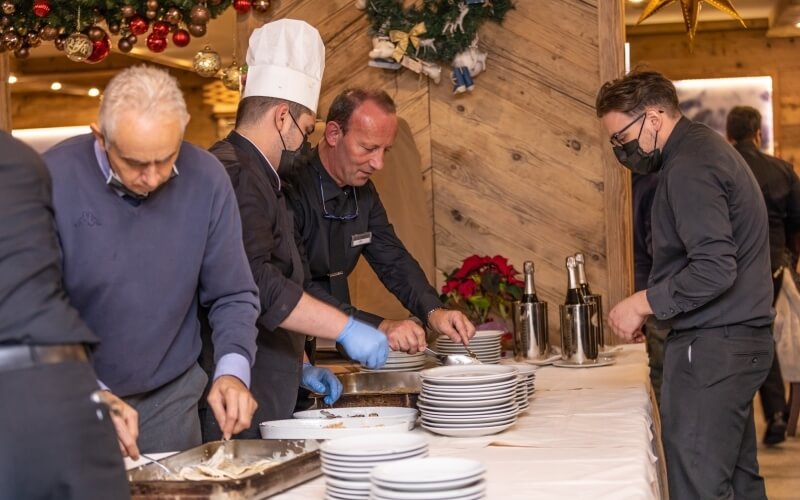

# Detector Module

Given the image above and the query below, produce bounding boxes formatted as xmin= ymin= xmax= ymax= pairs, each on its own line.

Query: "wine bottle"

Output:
xmin=575 ymin=252 xmax=593 ymax=299
xmin=522 ymin=260 xmax=539 ymax=303
xmin=564 ymin=256 xmax=583 ymax=305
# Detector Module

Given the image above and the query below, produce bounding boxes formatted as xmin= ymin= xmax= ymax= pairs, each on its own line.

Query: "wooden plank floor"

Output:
xmin=754 ymin=392 xmax=800 ymax=500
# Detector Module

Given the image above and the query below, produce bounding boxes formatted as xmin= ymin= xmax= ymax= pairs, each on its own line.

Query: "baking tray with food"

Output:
xmin=128 ymin=439 xmax=321 ymax=499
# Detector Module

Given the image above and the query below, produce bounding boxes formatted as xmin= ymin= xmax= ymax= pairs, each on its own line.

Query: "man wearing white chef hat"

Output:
xmin=203 ymin=19 xmax=389 ymax=440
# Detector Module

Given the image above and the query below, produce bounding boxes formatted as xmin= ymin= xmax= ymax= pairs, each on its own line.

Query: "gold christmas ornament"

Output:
xmin=193 ymin=46 xmax=221 ymax=77
xmin=252 ymin=0 xmax=270 ymax=13
xmin=64 ymin=32 xmax=92 ymax=62
xmin=637 ymin=0 xmax=745 ymax=42
xmin=220 ymin=61 xmax=241 ymax=90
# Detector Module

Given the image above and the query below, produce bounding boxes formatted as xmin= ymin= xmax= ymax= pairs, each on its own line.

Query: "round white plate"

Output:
xmin=421 ymin=410 xmax=518 ymax=425
xmin=326 ymin=477 xmax=371 ymax=491
xmin=321 ymin=467 xmax=370 ymax=481
xmin=294 ymin=407 xmax=418 ymax=421
xmin=321 ymin=433 xmax=428 ymax=457
xmin=421 ymin=379 xmax=517 ymax=392
xmin=417 ymin=400 xmax=516 ymax=414
xmin=327 ymin=484 xmax=370 ymax=497
xmin=260 ymin=418 xmax=411 ymax=439
xmin=362 ymin=366 xmax=425 ymax=373
xmin=326 ymin=491 xmax=368 ymax=500
xmin=420 ymin=365 xmax=518 ymax=384
xmin=421 ymin=415 xmax=516 ymax=428
xmin=421 ymin=419 xmax=517 ymax=437
xmin=553 ymin=358 xmax=616 ymax=368
xmin=371 ymin=457 xmax=485 ymax=484
xmin=381 ymin=359 xmax=428 ymax=366
xmin=371 ymin=477 xmax=486 ymax=496
xmin=500 ymin=362 xmax=538 ymax=376
xmin=418 ymin=403 xmax=518 ymax=419
xmin=417 ymin=395 xmax=514 ymax=408
xmin=442 ymin=329 xmax=504 ymax=340
xmin=322 ymin=450 xmax=428 ymax=468
xmin=421 ymin=389 xmax=515 ymax=401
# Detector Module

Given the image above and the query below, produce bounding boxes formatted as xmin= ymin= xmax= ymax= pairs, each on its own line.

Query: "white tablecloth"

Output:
xmin=273 ymin=344 xmax=662 ymax=500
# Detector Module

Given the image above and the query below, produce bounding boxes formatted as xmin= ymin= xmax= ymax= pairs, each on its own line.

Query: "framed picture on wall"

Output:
xmin=674 ymin=76 xmax=774 ymax=155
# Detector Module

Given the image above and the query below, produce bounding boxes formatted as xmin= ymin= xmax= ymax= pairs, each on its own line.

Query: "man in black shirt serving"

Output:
xmin=284 ymin=88 xmax=475 ymax=354
xmin=596 ymin=71 xmax=774 ymax=499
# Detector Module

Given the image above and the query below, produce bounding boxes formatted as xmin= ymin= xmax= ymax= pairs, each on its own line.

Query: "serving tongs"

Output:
xmin=424 ymin=346 xmax=482 ymax=366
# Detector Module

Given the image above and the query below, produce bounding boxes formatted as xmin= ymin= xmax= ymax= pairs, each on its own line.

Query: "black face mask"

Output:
xmin=612 ymin=114 xmax=663 ymax=175
xmin=277 ymin=112 xmax=313 ymax=177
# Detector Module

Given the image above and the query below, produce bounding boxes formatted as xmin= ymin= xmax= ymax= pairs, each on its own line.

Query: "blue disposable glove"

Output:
xmin=336 ymin=317 xmax=389 ymax=369
xmin=301 ymin=363 xmax=343 ymax=405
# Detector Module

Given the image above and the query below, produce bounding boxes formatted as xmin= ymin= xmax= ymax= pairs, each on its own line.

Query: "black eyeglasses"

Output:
xmin=610 ymin=113 xmax=645 ymax=147
xmin=319 ymin=173 xmax=359 ymax=221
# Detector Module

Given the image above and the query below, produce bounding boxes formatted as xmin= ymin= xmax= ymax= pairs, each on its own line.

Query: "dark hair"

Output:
xmin=726 ymin=106 xmax=761 ymax=143
xmin=326 ymin=88 xmax=396 ymax=134
xmin=595 ymin=70 xmax=680 ymax=118
xmin=235 ymin=96 xmax=312 ymax=128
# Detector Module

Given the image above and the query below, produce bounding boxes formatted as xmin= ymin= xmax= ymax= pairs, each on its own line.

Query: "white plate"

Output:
xmin=421 ymin=415 xmax=516 ymax=428
xmin=322 ymin=450 xmax=428 ymax=468
xmin=419 ymin=403 xmax=518 ymax=419
xmin=371 ymin=492 xmax=483 ymax=500
xmin=421 ymin=419 xmax=517 ymax=437
xmin=321 ymin=433 xmax=428 ymax=457
xmin=553 ymin=358 xmax=616 ymax=368
xmin=421 ymin=389 xmax=515 ymax=401
xmin=326 ymin=477 xmax=371 ymax=491
xmin=417 ymin=395 xmax=514 ymax=408
xmin=371 ymin=457 xmax=485 ymax=484
xmin=422 ymin=377 xmax=518 ymax=390
xmin=417 ymin=400 xmax=516 ymax=414
xmin=388 ymin=351 xmax=426 ymax=357
xmin=371 ymin=478 xmax=486 ymax=496
xmin=420 ymin=365 xmax=518 ymax=384
xmin=294 ymin=407 xmax=418 ymax=421
xmin=260 ymin=418 xmax=412 ymax=440
xmin=421 ymin=410 xmax=518 ymax=425
xmin=321 ymin=467 xmax=370 ymax=481
xmin=327 ymin=485 xmax=370 ymax=498
xmin=362 ymin=366 xmax=424 ymax=373
xmin=443 ymin=329 xmax=504 ymax=340
xmin=499 ymin=362 xmax=538 ymax=376
xmin=381 ymin=359 xmax=427 ymax=366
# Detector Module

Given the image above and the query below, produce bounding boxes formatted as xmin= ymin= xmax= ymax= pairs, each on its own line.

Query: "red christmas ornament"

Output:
xmin=172 ymin=29 xmax=190 ymax=47
xmin=233 ymin=0 xmax=252 ymax=13
xmin=32 ymin=0 xmax=50 ymax=17
xmin=86 ymin=34 xmax=110 ymax=63
xmin=151 ymin=21 xmax=170 ymax=37
xmin=146 ymin=32 xmax=167 ymax=53
xmin=128 ymin=16 xmax=149 ymax=36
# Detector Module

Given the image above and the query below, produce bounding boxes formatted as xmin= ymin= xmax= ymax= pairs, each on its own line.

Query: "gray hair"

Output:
xmin=98 ymin=65 xmax=189 ymax=141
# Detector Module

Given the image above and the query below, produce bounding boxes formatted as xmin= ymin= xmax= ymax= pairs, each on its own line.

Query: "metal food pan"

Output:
xmin=309 ymin=371 xmax=421 ymax=409
xmin=128 ymin=439 xmax=321 ymax=499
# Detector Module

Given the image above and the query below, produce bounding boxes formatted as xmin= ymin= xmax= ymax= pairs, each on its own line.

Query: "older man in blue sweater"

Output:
xmin=43 ymin=66 xmax=260 ymax=454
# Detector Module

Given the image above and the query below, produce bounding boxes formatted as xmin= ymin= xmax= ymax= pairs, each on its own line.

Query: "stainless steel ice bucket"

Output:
xmin=559 ymin=303 xmax=599 ymax=364
xmin=584 ymin=294 xmax=605 ymax=349
xmin=512 ymin=301 xmax=549 ymax=361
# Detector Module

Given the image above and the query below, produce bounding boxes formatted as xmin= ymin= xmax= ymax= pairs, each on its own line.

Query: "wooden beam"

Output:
xmin=0 ymin=54 xmax=11 ymax=131
xmin=236 ymin=11 xmax=268 ymax=67
xmin=598 ymin=0 xmax=634 ymax=321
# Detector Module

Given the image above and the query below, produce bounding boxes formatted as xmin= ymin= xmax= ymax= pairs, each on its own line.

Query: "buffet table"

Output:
xmin=274 ymin=344 xmax=664 ymax=500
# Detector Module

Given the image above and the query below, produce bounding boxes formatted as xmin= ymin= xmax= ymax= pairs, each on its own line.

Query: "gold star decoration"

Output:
xmin=637 ymin=0 xmax=746 ymax=42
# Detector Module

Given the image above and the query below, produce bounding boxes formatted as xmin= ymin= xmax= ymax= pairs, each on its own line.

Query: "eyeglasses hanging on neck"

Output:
xmin=318 ymin=172 xmax=359 ymax=221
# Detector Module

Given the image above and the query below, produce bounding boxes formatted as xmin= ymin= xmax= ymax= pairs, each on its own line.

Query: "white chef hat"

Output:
xmin=243 ymin=19 xmax=325 ymax=114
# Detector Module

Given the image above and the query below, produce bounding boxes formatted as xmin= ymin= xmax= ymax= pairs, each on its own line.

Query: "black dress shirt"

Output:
xmin=734 ymin=142 xmax=800 ymax=271
xmin=284 ymin=149 xmax=443 ymax=326
xmin=646 ymin=117 xmax=773 ymax=330
xmin=632 ymin=173 xmax=659 ymax=292
xmin=0 ymin=131 xmax=96 ymax=345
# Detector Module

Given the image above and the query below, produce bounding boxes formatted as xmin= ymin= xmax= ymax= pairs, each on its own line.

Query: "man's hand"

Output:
xmin=92 ymin=390 xmax=140 ymax=460
xmin=207 ymin=375 xmax=258 ymax=440
xmin=379 ymin=319 xmax=427 ymax=354
xmin=301 ymin=364 xmax=343 ymax=405
xmin=428 ymin=309 xmax=475 ymax=346
xmin=608 ymin=290 xmax=652 ymax=343
xmin=336 ymin=317 xmax=389 ymax=369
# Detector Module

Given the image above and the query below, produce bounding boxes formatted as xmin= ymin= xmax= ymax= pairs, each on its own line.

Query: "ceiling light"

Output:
xmin=795 ymin=21 xmax=800 ymax=28
xmin=50 ymin=82 xmax=62 ymax=91
xmin=88 ymin=87 xmax=100 ymax=97
xmin=8 ymin=74 xmax=17 ymax=84
xmin=628 ymin=0 xmax=645 ymax=3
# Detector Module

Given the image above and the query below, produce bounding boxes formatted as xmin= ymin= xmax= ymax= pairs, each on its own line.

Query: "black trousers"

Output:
xmin=661 ymin=326 xmax=773 ymax=500
xmin=0 ymin=360 xmax=130 ymax=500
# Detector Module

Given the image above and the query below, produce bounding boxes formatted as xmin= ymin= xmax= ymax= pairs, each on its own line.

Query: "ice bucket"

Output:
xmin=512 ymin=301 xmax=549 ymax=361
xmin=559 ymin=303 xmax=599 ymax=364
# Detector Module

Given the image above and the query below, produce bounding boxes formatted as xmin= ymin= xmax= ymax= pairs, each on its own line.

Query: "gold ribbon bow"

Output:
xmin=389 ymin=22 xmax=427 ymax=63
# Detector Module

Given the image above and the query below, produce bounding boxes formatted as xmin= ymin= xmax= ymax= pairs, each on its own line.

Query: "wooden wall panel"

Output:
xmin=629 ymin=27 xmax=800 ymax=167
xmin=0 ymin=54 xmax=10 ymax=131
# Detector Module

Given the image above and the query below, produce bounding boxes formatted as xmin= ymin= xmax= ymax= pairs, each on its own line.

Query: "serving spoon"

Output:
xmin=424 ymin=346 xmax=482 ymax=366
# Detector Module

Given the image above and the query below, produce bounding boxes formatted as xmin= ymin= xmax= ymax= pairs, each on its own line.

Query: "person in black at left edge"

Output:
xmin=0 ymin=131 xmax=136 ymax=499
xmin=727 ymin=105 xmax=800 ymax=446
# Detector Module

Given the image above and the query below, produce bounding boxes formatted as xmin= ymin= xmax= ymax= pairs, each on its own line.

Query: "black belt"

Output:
xmin=0 ymin=344 xmax=88 ymax=373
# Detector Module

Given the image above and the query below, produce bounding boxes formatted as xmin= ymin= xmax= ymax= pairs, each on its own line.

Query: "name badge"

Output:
xmin=351 ymin=232 xmax=372 ymax=247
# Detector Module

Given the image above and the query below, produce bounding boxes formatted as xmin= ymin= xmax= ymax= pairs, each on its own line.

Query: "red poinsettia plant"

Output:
xmin=440 ymin=255 xmax=524 ymax=325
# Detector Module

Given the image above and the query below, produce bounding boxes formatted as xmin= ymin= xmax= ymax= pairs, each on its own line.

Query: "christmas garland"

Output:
xmin=0 ymin=0 xmax=268 ymax=63
xmin=365 ymin=0 xmax=512 ymax=65
xmin=362 ymin=0 xmax=513 ymax=93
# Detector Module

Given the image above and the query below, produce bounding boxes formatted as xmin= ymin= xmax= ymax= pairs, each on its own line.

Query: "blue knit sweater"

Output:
xmin=44 ymin=134 xmax=259 ymax=397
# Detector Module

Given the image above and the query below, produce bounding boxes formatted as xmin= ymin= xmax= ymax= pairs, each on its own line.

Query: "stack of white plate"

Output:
xmin=436 ymin=330 xmax=505 ymax=364
xmin=417 ymin=365 xmax=520 ymax=437
xmin=320 ymin=433 xmax=429 ymax=500
xmin=502 ymin=362 xmax=536 ymax=413
xmin=363 ymin=351 xmax=426 ymax=372
xmin=370 ymin=457 xmax=487 ymax=500
xmin=514 ymin=375 xmax=529 ymax=412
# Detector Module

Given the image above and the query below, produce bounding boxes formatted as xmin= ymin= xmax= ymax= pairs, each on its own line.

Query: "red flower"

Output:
xmin=457 ymin=280 xmax=477 ymax=298
xmin=441 ymin=278 xmax=459 ymax=294
xmin=454 ymin=254 xmax=488 ymax=278
xmin=489 ymin=255 xmax=512 ymax=277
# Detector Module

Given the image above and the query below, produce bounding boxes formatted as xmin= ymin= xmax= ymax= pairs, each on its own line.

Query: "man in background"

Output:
xmin=284 ymin=88 xmax=476 ymax=357
xmin=727 ymin=105 xmax=800 ymax=445
xmin=44 ymin=65 xmax=260 ymax=452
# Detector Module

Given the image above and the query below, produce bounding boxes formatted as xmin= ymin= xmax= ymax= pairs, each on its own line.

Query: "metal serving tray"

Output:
xmin=128 ymin=439 xmax=321 ymax=499
xmin=309 ymin=371 xmax=421 ymax=409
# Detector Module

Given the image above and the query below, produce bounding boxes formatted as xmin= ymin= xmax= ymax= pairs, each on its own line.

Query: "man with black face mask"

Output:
xmin=203 ymin=20 xmax=389 ymax=439
xmin=596 ymin=70 xmax=774 ymax=499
